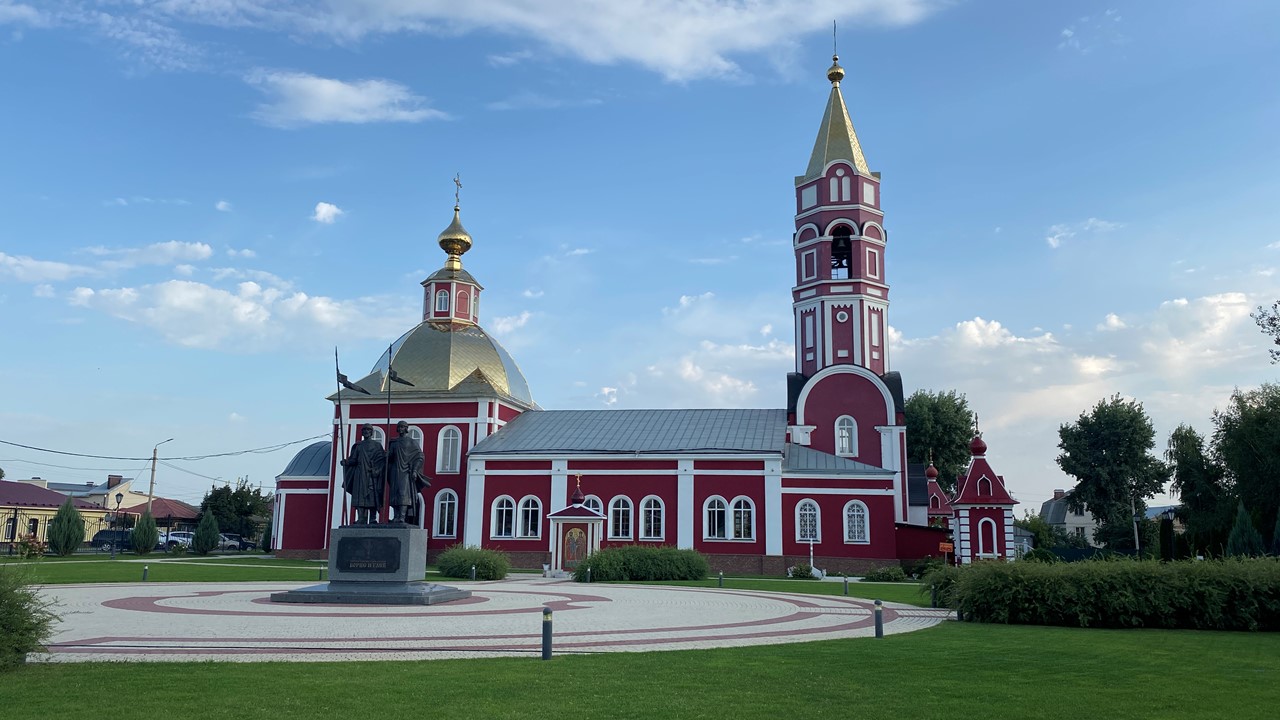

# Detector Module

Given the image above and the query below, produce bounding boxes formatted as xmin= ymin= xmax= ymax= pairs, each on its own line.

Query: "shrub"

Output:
xmin=191 ymin=512 xmax=221 ymax=556
xmin=15 ymin=535 xmax=44 ymax=560
xmin=0 ymin=565 xmax=58 ymax=670
xmin=921 ymin=564 xmax=961 ymax=608
xmin=1024 ymin=547 xmax=1058 ymax=563
xmin=261 ymin=517 xmax=273 ymax=553
xmin=787 ymin=563 xmax=818 ymax=580
xmin=571 ymin=546 xmax=708 ymax=582
xmin=130 ymin=511 xmax=159 ymax=556
xmin=46 ymin=499 xmax=85 ymax=557
xmin=863 ymin=565 xmax=909 ymax=582
xmin=437 ymin=545 xmax=510 ymax=580
xmin=945 ymin=557 xmax=1280 ymax=631
xmin=1227 ymin=502 xmax=1265 ymax=557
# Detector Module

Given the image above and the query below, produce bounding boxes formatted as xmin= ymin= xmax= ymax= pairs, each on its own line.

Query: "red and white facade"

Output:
xmin=273 ymin=56 xmax=1015 ymax=572
xmin=950 ymin=435 xmax=1018 ymax=563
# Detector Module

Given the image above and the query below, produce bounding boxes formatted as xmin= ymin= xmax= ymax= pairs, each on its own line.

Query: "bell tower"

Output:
xmin=792 ymin=55 xmax=889 ymax=377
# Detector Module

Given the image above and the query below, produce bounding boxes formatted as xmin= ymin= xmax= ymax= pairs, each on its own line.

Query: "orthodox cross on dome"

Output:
xmin=453 ymin=172 xmax=462 ymax=208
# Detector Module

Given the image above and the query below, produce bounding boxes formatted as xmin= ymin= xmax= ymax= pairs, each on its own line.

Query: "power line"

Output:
xmin=0 ymin=435 xmax=327 ymax=462
xmin=0 ymin=457 xmax=147 ymax=473
xmin=158 ymin=460 xmax=223 ymax=482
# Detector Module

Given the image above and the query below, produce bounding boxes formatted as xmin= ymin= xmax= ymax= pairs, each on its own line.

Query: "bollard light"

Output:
xmin=718 ymin=570 xmax=723 ymax=588
xmin=142 ymin=564 xmax=149 ymax=581
xmin=471 ymin=564 xmax=477 ymax=581
xmin=874 ymin=599 xmax=884 ymax=638
xmin=843 ymin=574 xmax=849 ymax=596
xmin=541 ymin=606 xmax=553 ymax=660
xmin=585 ymin=567 xmax=591 ymax=583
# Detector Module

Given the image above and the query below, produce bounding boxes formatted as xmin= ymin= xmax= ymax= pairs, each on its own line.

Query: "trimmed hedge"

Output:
xmin=572 ymin=546 xmax=708 ymax=582
xmin=941 ymin=558 xmax=1280 ymax=631
xmin=437 ymin=545 xmax=510 ymax=580
xmin=863 ymin=566 xmax=909 ymax=582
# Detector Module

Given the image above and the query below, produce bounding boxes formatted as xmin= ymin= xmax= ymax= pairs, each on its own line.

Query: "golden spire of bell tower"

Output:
xmin=437 ymin=173 xmax=472 ymax=271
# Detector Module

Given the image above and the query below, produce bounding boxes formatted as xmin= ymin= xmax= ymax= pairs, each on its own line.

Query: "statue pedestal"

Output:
xmin=270 ymin=525 xmax=471 ymax=605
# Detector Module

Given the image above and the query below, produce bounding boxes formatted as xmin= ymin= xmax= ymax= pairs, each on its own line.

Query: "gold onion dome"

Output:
xmin=827 ymin=54 xmax=844 ymax=85
xmin=437 ymin=205 xmax=472 ymax=270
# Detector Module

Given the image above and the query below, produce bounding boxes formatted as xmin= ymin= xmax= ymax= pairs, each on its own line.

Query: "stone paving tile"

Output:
xmin=35 ymin=578 xmax=951 ymax=663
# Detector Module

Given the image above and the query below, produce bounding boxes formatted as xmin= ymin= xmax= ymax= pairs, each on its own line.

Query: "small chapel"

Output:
xmin=272 ymin=56 xmax=1020 ymax=573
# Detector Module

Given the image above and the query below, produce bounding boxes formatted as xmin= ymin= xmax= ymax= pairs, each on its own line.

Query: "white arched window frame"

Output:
xmin=930 ymin=495 xmax=941 ymax=509
xmin=640 ymin=496 xmax=664 ymax=540
xmin=490 ymin=496 xmax=515 ymax=539
xmin=434 ymin=489 xmax=458 ymax=538
xmin=435 ymin=289 xmax=449 ymax=312
xmin=437 ymin=426 xmax=462 ymax=474
xmin=408 ymin=426 xmax=424 ymax=451
xmin=796 ymin=498 xmax=820 ymax=543
xmin=517 ymin=495 xmax=542 ymax=539
xmin=844 ymin=500 xmax=869 ymax=544
xmin=703 ymin=496 xmax=728 ymax=540
xmin=731 ymin=496 xmax=755 ymax=541
xmin=978 ymin=477 xmax=993 ymax=496
xmin=835 ymin=415 xmax=857 ymax=457
xmin=456 ymin=290 xmax=469 ymax=316
xmin=583 ymin=495 xmax=603 ymax=516
xmin=609 ymin=496 xmax=633 ymax=539
xmin=365 ymin=425 xmax=387 ymax=448
xmin=978 ymin=517 xmax=998 ymax=557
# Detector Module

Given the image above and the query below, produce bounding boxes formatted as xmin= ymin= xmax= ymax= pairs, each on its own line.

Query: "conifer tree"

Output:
xmin=1271 ymin=512 xmax=1280 ymax=556
xmin=1226 ymin=501 xmax=1265 ymax=557
xmin=47 ymin=498 xmax=85 ymax=557
xmin=191 ymin=511 xmax=221 ymax=556
xmin=130 ymin=511 xmax=159 ymax=556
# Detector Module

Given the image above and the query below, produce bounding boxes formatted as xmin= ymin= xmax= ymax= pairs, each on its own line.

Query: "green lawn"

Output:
xmin=628 ymin=577 xmax=930 ymax=606
xmin=0 ymin=556 xmax=328 ymax=584
xmin=3 ymin=622 xmax=1275 ymax=719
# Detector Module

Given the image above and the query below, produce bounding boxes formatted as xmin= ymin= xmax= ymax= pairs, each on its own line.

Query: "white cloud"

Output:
xmin=1058 ymin=9 xmax=1126 ymax=54
xmin=227 ymin=248 xmax=257 ymax=258
xmin=596 ymin=387 xmax=619 ymax=406
xmin=1098 ymin=313 xmax=1126 ymax=331
xmin=1267 ymin=241 xmax=1280 ymax=250
xmin=174 ymin=264 xmax=195 ymax=276
xmin=487 ymin=91 xmax=602 ymax=111
xmin=488 ymin=50 xmax=535 ymax=67
xmin=760 ymin=324 xmax=772 ymax=336
xmin=0 ymin=3 xmax=45 ymax=26
xmin=32 ymin=284 xmax=54 ymax=298
xmin=311 ymin=202 xmax=344 ymax=224
xmin=210 ymin=267 xmax=292 ymax=289
xmin=85 ymin=240 xmax=213 ymax=269
xmin=522 ymin=288 xmax=544 ymax=299
xmin=1045 ymin=217 xmax=1121 ymax=249
xmin=215 ymin=200 xmax=232 ymax=212
xmin=564 ymin=247 xmax=592 ymax=257
xmin=491 ymin=311 xmax=533 ymax=335
xmin=228 ymin=412 xmax=246 ymax=422
xmin=67 ymin=279 xmax=413 ymax=351
xmin=102 ymin=196 xmax=190 ymax=207
xmin=247 ymin=70 xmax=449 ymax=128
xmin=0 ymin=252 xmax=96 ymax=282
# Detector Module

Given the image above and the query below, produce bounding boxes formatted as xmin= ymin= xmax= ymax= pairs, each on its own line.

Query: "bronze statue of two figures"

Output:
xmin=341 ymin=421 xmax=431 ymax=525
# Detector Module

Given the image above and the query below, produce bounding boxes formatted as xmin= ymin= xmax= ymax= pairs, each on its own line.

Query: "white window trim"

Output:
xmin=436 ymin=425 xmax=462 ymax=474
xmin=434 ymin=489 xmax=458 ymax=538
xmin=639 ymin=495 xmax=665 ymax=541
xmin=456 ymin=289 xmax=469 ymax=316
xmin=702 ymin=495 xmax=728 ymax=541
xmin=801 ymin=249 xmax=818 ymax=281
xmin=369 ymin=426 xmax=387 ymax=448
xmin=795 ymin=498 xmax=821 ymax=544
xmin=835 ymin=415 xmax=857 ymax=457
xmin=608 ymin=495 xmax=633 ymax=540
xmin=730 ymin=495 xmax=756 ymax=541
xmin=978 ymin=517 xmax=998 ymax=557
xmin=866 ymin=247 xmax=880 ymax=279
xmin=490 ymin=495 xmax=515 ymax=539
xmin=843 ymin=499 xmax=870 ymax=544
xmin=583 ymin=494 xmax=603 ymax=516
xmin=435 ymin=289 xmax=449 ymax=312
xmin=517 ymin=495 xmax=542 ymax=539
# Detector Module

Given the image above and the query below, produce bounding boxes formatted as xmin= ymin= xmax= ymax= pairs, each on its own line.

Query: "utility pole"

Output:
xmin=147 ymin=438 xmax=174 ymax=514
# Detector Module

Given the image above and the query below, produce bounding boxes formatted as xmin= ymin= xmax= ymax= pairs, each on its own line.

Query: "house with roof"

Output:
xmin=1039 ymin=488 xmax=1103 ymax=548
xmin=272 ymin=55 xmax=1020 ymax=572
xmin=1 ymin=480 xmax=113 ymax=549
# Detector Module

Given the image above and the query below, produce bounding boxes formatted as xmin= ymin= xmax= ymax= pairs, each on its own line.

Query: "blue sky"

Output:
xmin=1 ymin=0 xmax=1277 ymax=513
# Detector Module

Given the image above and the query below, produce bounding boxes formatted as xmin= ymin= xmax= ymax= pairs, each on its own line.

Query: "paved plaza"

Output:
xmin=38 ymin=577 xmax=952 ymax=662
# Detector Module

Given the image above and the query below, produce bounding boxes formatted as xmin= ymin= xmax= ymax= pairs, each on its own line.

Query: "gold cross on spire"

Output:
xmin=453 ymin=172 xmax=463 ymax=207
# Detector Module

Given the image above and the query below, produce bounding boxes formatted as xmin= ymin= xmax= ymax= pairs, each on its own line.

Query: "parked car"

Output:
xmin=161 ymin=531 xmax=194 ymax=550
xmin=220 ymin=533 xmax=257 ymax=551
xmin=90 ymin=529 xmax=133 ymax=551
xmin=217 ymin=533 xmax=241 ymax=551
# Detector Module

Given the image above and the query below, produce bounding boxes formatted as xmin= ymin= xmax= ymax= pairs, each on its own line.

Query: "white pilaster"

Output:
xmin=764 ymin=458 xmax=783 ymax=556
xmin=551 ymin=459 xmax=568 ymax=514
xmin=463 ymin=458 xmax=486 ymax=546
xmin=677 ymin=460 xmax=694 ymax=549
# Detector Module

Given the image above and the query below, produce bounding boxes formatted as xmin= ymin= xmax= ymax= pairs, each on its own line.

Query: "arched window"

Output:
xmin=978 ymin=477 xmax=993 ymax=496
xmin=367 ymin=425 xmax=386 ymax=448
xmin=491 ymin=496 xmax=515 ymax=539
xmin=930 ymin=495 xmax=941 ymax=509
xmin=408 ymin=426 xmax=424 ymax=451
xmin=583 ymin=495 xmax=603 ymax=516
xmin=435 ymin=289 xmax=449 ymax=312
xmin=434 ymin=490 xmax=457 ymax=538
xmin=796 ymin=499 xmax=820 ymax=543
xmin=518 ymin=496 xmax=542 ymax=538
xmin=831 ymin=226 xmax=852 ymax=280
xmin=844 ymin=500 xmax=869 ymax=543
xmin=704 ymin=497 xmax=727 ymax=539
xmin=835 ymin=416 xmax=857 ymax=456
xmin=456 ymin=290 xmax=469 ymax=316
xmin=731 ymin=497 xmax=755 ymax=541
xmin=978 ymin=517 xmax=998 ymax=557
xmin=437 ymin=426 xmax=461 ymax=474
xmin=609 ymin=496 xmax=632 ymax=539
xmin=640 ymin=496 xmax=664 ymax=540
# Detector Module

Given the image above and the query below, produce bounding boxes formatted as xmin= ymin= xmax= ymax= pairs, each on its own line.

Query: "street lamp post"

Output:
xmin=1162 ymin=507 xmax=1177 ymax=561
xmin=147 ymin=438 xmax=174 ymax=514
xmin=112 ymin=492 xmax=123 ymax=559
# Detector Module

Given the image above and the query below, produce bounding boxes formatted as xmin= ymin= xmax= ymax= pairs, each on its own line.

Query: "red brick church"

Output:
xmin=272 ymin=56 xmax=1019 ymax=572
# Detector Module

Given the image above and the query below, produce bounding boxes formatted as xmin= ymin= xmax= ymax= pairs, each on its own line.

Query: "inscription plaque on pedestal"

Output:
xmin=336 ymin=536 xmax=401 ymax=574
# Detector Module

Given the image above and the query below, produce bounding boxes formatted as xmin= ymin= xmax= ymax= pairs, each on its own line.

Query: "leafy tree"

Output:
xmin=1252 ymin=301 xmax=1279 ymax=363
xmin=1226 ymin=501 xmax=1265 ymax=557
xmin=130 ymin=511 xmax=159 ymax=556
xmin=200 ymin=479 xmax=271 ymax=540
xmin=0 ymin=566 xmax=57 ymax=669
xmin=1014 ymin=511 xmax=1088 ymax=550
xmin=1057 ymin=395 xmax=1168 ymax=551
xmin=904 ymin=389 xmax=975 ymax=494
xmin=1213 ymin=384 xmax=1280 ymax=543
xmin=1165 ymin=424 xmax=1232 ymax=556
xmin=191 ymin=511 xmax=220 ymax=556
xmin=0 ymin=466 xmax=5 ymax=480
xmin=46 ymin=498 xmax=85 ymax=557
xmin=261 ymin=516 xmax=272 ymax=553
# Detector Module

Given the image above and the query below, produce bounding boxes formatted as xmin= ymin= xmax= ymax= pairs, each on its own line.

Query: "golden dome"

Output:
xmin=373 ymin=322 xmax=535 ymax=407
xmin=827 ymin=54 xmax=844 ymax=85
xmin=437 ymin=205 xmax=472 ymax=270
